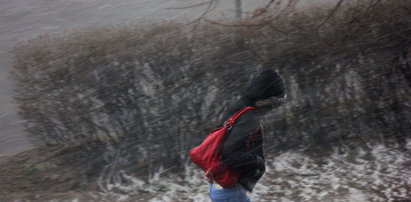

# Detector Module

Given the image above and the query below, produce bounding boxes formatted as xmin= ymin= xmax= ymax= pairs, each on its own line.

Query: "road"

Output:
xmin=0 ymin=0 xmax=335 ymax=156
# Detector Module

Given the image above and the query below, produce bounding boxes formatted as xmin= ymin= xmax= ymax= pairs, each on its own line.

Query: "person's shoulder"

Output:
xmin=243 ymin=108 xmax=258 ymax=115
xmin=238 ymin=108 xmax=260 ymax=123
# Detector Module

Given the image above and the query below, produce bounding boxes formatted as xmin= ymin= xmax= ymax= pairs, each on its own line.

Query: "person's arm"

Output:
xmin=220 ymin=110 xmax=263 ymax=172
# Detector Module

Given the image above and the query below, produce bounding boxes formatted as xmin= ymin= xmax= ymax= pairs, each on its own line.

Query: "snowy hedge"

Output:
xmin=11 ymin=0 xmax=411 ymax=183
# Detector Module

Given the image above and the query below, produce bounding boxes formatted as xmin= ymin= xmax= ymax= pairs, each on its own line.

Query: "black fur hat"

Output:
xmin=242 ymin=67 xmax=285 ymax=102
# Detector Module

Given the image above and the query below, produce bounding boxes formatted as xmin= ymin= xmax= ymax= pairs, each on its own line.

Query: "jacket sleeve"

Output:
xmin=220 ymin=110 xmax=263 ymax=172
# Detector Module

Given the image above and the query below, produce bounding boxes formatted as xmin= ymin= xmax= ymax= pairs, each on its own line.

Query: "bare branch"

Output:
xmin=313 ymin=0 xmax=344 ymax=31
xmin=166 ymin=1 xmax=213 ymax=10
xmin=250 ymin=0 xmax=275 ymax=19
xmin=186 ymin=0 xmax=219 ymax=25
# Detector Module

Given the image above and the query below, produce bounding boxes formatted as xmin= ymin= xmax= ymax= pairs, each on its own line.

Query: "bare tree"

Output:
xmin=235 ymin=0 xmax=242 ymax=19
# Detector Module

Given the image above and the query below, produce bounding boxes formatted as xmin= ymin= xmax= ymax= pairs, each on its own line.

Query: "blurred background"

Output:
xmin=0 ymin=0 xmax=340 ymax=157
xmin=1 ymin=0 xmax=410 ymax=201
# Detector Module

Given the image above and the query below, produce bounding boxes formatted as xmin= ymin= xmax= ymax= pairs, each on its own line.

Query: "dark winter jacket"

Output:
xmin=219 ymin=97 xmax=265 ymax=192
xmin=219 ymin=67 xmax=285 ymax=192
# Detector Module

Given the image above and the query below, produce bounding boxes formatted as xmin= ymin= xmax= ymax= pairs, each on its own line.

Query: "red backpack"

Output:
xmin=189 ymin=106 xmax=256 ymax=187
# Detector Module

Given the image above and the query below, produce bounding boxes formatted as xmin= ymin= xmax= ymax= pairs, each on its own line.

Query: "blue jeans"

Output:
xmin=209 ymin=183 xmax=251 ymax=202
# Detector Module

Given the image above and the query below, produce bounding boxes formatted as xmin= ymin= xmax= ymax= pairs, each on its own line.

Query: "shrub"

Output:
xmin=11 ymin=0 xmax=411 ymax=184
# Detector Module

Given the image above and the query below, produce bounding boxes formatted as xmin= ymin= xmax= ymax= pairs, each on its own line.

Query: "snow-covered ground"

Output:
xmin=90 ymin=140 xmax=410 ymax=202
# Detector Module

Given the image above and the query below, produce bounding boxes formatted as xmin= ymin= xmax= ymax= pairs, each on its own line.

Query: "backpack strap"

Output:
xmin=223 ymin=106 xmax=256 ymax=129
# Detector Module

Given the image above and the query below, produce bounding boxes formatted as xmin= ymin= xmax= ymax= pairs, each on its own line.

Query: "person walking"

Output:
xmin=209 ymin=67 xmax=286 ymax=202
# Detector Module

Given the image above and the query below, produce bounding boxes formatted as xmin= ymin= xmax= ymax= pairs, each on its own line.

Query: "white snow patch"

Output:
xmin=78 ymin=142 xmax=410 ymax=201
xmin=349 ymin=188 xmax=367 ymax=201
